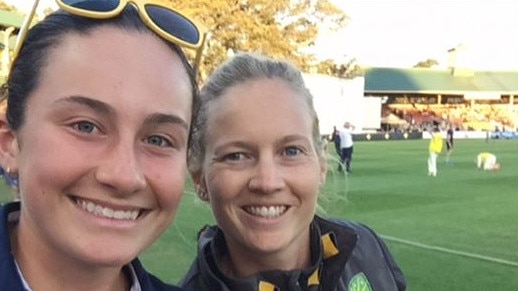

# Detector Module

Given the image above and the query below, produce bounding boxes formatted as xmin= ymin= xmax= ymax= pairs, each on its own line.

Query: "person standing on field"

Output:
xmin=428 ymin=127 xmax=443 ymax=177
xmin=331 ymin=126 xmax=342 ymax=158
xmin=339 ymin=122 xmax=355 ymax=173
xmin=445 ymin=126 xmax=454 ymax=164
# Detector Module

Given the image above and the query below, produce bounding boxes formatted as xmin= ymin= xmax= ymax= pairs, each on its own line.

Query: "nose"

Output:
xmin=95 ymin=142 xmax=146 ymax=194
xmin=248 ymin=156 xmax=285 ymax=194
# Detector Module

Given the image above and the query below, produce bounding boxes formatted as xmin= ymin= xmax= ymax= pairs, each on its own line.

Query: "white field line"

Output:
xmin=381 ymin=235 xmax=518 ymax=268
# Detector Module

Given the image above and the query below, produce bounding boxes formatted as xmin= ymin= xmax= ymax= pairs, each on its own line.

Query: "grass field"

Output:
xmin=1 ymin=138 xmax=517 ymax=290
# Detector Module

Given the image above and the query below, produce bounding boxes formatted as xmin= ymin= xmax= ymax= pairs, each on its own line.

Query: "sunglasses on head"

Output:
xmin=12 ymin=0 xmax=204 ymax=63
xmin=58 ymin=0 xmax=204 ymax=49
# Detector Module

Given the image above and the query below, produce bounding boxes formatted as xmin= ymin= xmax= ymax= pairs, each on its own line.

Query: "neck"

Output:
xmin=10 ymin=221 xmax=128 ymax=291
xmin=222 ymin=232 xmax=312 ymax=278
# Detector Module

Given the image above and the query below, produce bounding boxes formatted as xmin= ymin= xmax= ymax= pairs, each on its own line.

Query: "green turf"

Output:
xmin=1 ymin=138 xmax=517 ymax=290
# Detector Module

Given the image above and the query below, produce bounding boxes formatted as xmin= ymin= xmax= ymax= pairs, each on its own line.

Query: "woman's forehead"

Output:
xmin=205 ymin=79 xmax=312 ymax=136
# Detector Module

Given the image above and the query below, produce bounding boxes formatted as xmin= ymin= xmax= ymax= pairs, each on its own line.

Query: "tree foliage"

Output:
xmin=0 ymin=0 xmax=26 ymax=83
xmin=315 ymin=58 xmax=364 ymax=79
xmin=164 ymin=0 xmax=347 ymax=80
xmin=414 ymin=58 xmax=439 ymax=68
xmin=0 ymin=1 xmax=17 ymax=11
xmin=0 ymin=0 xmax=349 ymax=81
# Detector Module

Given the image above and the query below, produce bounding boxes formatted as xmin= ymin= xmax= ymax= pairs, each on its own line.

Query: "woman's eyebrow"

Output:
xmin=53 ymin=95 xmax=114 ymax=116
xmin=53 ymin=96 xmax=189 ymax=130
xmin=144 ymin=112 xmax=189 ymax=130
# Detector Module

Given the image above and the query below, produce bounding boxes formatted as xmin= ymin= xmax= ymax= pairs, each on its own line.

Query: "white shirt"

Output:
xmin=339 ymin=127 xmax=354 ymax=148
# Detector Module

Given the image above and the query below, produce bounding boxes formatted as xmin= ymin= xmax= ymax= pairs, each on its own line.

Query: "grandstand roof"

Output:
xmin=364 ymin=67 xmax=518 ymax=95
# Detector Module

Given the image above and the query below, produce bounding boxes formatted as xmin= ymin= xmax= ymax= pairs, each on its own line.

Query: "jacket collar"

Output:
xmin=198 ymin=216 xmax=358 ymax=291
xmin=0 ymin=202 xmax=26 ymax=290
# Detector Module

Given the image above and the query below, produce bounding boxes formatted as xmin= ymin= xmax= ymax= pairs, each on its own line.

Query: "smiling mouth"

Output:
xmin=243 ymin=205 xmax=288 ymax=218
xmin=74 ymin=198 xmax=142 ymax=221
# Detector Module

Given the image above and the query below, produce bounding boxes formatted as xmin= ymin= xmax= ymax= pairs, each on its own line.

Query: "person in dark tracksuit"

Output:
xmin=331 ymin=126 xmax=342 ymax=158
xmin=0 ymin=0 xmax=202 ymax=289
xmin=445 ymin=126 xmax=454 ymax=164
xmin=180 ymin=53 xmax=406 ymax=291
xmin=182 ymin=218 xmax=406 ymax=291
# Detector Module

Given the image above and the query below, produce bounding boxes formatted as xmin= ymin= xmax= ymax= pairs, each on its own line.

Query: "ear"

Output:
xmin=0 ymin=114 xmax=19 ymax=173
xmin=190 ymin=170 xmax=209 ymax=202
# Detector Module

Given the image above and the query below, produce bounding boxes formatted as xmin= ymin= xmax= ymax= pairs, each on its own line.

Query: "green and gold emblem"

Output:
xmin=348 ymin=273 xmax=372 ymax=291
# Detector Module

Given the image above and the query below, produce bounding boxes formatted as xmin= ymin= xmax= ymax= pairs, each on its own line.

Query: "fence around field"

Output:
xmin=347 ymin=130 xmax=518 ymax=141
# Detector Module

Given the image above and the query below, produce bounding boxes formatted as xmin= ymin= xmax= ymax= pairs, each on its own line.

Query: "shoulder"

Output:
xmin=178 ymin=252 xmax=205 ymax=289
xmin=316 ymin=217 xmax=407 ymax=290
xmin=179 ymin=225 xmax=224 ymax=290
xmin=147 ymin=276 xmax=184 ymax=291
xmin=325 ymin=219 xmax=406 ymax=290
xmin=323 ymin=218 xmax=382 ymax=241
xmin=317 ymin=217 xmax=395 ymax=265
xmin=316 ymin=217 xmax=388 ymax=251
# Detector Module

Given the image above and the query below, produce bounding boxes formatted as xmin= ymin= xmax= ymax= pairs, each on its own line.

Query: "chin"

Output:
xmin=79 ymin=243 xmax=141 ymax=267
xmin=244 ymin=233 xmax=292 ymax=254
xmin=86 ymin=252 xmax=137 ymax=268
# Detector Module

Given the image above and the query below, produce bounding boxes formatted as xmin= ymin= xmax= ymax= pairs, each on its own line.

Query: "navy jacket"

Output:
xmin=0 ymin=202 xmax=183 ymax=291
xmin=181 ymin=216 xmax=406 ymax=291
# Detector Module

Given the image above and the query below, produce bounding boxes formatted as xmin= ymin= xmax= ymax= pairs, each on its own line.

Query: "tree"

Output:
xmin=0 ymin=1 xmax=348 ymax=81
xmin=164 ymin=0 xmax=347 ymax=80
xmin=414 ymin=58 xmax=439 ymax=68
xmin=0 ymin=1 xmax=18 ymax=11
xmin=0 ymin=0 xmax=27 ymax=83
xmin=314 ymin=58 xmax=364 ymax=79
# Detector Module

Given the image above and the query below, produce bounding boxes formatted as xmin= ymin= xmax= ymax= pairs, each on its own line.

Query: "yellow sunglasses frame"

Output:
xmin=10 ymin=0 xmax=208 ymax=81
xmin=56 ymin=0 xmax=205 ymax=50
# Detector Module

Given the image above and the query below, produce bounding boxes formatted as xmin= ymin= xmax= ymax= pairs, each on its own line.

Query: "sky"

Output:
xmin=6 ymin=0 xmax=518 ymax=70
xmin=324 ymin=0 xmax=518 ymax=70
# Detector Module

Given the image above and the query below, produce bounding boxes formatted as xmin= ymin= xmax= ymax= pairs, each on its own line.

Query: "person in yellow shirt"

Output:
xmin=477 ymin=152 xmax=500 ymax=171
xmin=428 ymin=127 xmax=443 ymax=176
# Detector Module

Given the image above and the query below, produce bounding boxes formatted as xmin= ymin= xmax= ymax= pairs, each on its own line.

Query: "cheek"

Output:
xmin=17 ymin=135 xmax=81 ymax=196
xmin=147 ymin=160 xmax=188 ymax=209
xmin=205 ymin=170 xmax=242 ymax=202
xmin=289 ymin=168 xmax=321 ymax=200
xmin=205 ymin=170 xmax=242 ymax=220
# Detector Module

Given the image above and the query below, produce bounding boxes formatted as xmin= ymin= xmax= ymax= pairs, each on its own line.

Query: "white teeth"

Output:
xmin=102 ymin=207 xmax=113 ymax=217
xmin=77 ymin=199 xmax=140 ymax=221
xmin=245 ymin=205 xmax=287 ymax=218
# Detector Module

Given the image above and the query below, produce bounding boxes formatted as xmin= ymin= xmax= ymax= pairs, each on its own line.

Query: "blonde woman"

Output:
xmin=181 ymin=53 xmax=406 ymax=290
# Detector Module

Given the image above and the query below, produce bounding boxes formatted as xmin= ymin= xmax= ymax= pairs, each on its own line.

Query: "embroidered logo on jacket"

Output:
xmin=348 ymin=272 xmax=372 ymax=291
